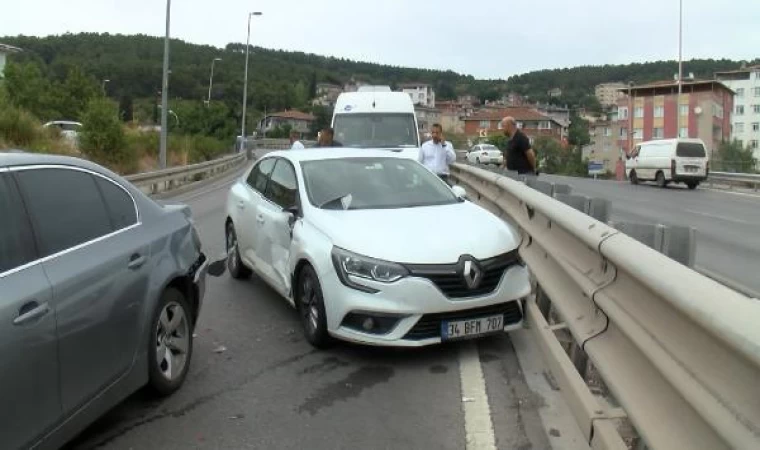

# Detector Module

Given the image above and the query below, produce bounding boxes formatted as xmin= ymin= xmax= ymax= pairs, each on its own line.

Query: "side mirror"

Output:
xmin=451 ymin=185 xmax=467 ymax=200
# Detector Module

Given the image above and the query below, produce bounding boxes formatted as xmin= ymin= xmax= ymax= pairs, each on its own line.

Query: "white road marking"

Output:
xmin=703 ymin=187 xmax=760 ymax=200
xmin=683 ymin=209 xmax=752 ymax=225
xmin=459 ymin=341 xmax=497 ymax=450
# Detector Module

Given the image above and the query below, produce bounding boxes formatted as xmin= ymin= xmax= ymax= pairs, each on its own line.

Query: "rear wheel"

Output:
xmin=656 ymin=171 xmax=667 ymax=188
xmin=629 ymin=170 xmax=638 ymax=185
xmin=226 ymin=222 xmax=251 ymax=279
xmin=297 ymin=265 xmax=332 ymax=349
xmin=147 ymin=288 xmax=193 ymax=397
xmin=687 ymin=182 xmax=698 ymax=190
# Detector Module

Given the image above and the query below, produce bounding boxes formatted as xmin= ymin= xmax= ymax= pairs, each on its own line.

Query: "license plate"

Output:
xmin=441 ymin=314 xmax=504 ymax=340
xmin=685 ymin=166 xmax=698 ymax=173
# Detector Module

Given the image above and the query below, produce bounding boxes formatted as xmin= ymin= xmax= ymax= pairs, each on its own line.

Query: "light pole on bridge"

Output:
xmin=241 ymin=11 xmax=263 ymax=156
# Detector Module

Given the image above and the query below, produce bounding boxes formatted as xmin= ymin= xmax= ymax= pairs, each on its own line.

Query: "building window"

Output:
xmin=736 ymin=88 xmax=745 ymax=98
xmin=754 ymin=87 xmax=760 ymax=97
xmin=753 ymin=105 xmax=760 ymax=114
xmin=679 ymin=105 xmax=689 ymax=116
xmin=654 ymin=106 xmax=664 ymax=118
xmin=517 ymin=121 xmax=524 ymax=129
xmin=653 ymin=127 xmax=664 ymax=139
xmin=633 ymin=128 xmax=643 ymax=140
xmin=619 ymin=127 xmax=628 ymax=138
xmin=713 ymin=103 xmax=724 ymax=119
xmin=497 ymin=121 xmax=503 ymax=130
xmin=735 ymin=123 xmax=745 ymax=133
xmin=618 ymin=107 xmax=628 ymax=120
xmin=736 ymin=140 xmax=744 ymax=148
xmin=479 ymin=120 xmax=490 ymax=128
xmin=753 ymin=122 xmax=760 ymax=132
xmin=755 ymin=72 xmax=760 ymax=80
xmin=679 ymin=127 xmax=688 ymax=138
xmin=604 ymin=127 xmax=611 ymax=136
xmin=634 ymin=107 xmax=644 ymax=118
xmin=736 ymin=105 xmax=745 ymax=115
xmin=538 ymin=121 xmax=551 ymax=129
xmin=750 ymin=140 xmax=759 ymax=149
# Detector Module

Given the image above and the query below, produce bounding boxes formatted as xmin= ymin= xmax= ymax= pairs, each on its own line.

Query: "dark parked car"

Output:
xmin=0 ymin=151 xmax=208 ymax=450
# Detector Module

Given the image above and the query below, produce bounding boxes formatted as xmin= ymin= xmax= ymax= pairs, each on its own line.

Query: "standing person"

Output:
xmin=289 ymin=130 xmax=305 ymax=149
xmin=500 ymin=116 xmax=537 ymax=174
xmin=315 ymin=127 xmax=342 ymax=147
xmin=418 ymin=123 xmax=456 ymax=184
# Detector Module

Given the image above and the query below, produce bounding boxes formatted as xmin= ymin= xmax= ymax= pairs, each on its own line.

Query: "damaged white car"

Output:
xmin=223 ymin=148 xmax=530 ymax=348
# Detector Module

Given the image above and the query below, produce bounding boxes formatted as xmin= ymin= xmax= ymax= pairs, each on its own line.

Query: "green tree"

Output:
xmin=79 ymin=98 xmax=132 ymax=171
xmin=716 ymin=140 xmax=756 ymax=173
xmin=3 ymin=62 xmax=59 ymax=120
xmin=56 ymin=67 xmax=100 ymax=120
xmin=119 ymin=95 xmax=134 ymax=122
xmin=309 ymin=104 xmax=332 ymax=137
xmin=568 ymin=113 xmax=590 ymax=147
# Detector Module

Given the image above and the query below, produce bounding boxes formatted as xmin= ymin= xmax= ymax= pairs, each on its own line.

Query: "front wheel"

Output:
xmin=226 ymin=222 xmax=251 ymax=279
xmin=656 ymin=171 xmax=667 ymax=188
xmin=297 ymin=265 xmax=332 ymax=349
xmin=147 ymin=288 xmax=193 ymax=397
xmin=629 ymin=170 xmax=638 ymax=185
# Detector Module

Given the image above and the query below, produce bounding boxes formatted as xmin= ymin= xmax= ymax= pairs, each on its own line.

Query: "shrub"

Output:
xmin=79 ymin=98 xmax=136 ymax=173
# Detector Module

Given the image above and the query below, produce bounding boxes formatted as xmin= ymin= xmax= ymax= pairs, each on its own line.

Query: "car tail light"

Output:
xmin=671 ymin=159 xmax=676 ymax=178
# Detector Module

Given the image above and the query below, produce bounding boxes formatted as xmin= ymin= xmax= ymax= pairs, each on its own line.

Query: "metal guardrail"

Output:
xmin=707 ymin=171 xmax=760 ymax=191
xmin=125 ymin=152 xmax=248 ymax=195
xmin=450 ymin=163 xmax=760 ymax=450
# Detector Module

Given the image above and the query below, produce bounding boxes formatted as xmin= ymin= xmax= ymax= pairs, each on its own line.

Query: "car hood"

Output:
xmin=306 ymin=201 xmax=519 ymax=264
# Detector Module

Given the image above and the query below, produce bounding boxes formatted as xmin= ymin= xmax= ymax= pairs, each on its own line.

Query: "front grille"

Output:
xmin=403 ymin=301 xmax=523 ymax=341
xmin=404 ymin=251 xmax=519 ymax=298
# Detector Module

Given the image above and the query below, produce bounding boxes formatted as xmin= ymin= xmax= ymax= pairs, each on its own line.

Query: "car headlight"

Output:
xmin=331 ymin=247 xmax=408 ymax=292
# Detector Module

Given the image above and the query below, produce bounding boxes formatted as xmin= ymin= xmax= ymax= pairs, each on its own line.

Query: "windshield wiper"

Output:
xmin=318 ymin=193 xmax=353 ymax=210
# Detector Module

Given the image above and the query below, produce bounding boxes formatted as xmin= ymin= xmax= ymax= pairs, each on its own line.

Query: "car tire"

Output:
xmin=226 ymin=221 xmax=251 ymax=279
xmin=687 ymin=182 xmax=698 ymax=190
xmin=656 ymin=171 xmax=667 ymax=188
xmin=296 ymin=264 xmax=332 ymax=349
xmin=629 ymin=170 xmax=638 ymax=185
xmin=147 ymin=288 xmax=193 ymax=397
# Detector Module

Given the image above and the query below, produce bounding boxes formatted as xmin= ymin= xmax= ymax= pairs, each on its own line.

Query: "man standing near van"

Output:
xmin=500 ymin=116 xmax=536 ymax=175
xmin=419 ymin=124 xmax=456 ymax=184
xmin=315 ymin=127 xmax=342 ymax=147
xmin=289 ymin=130 xmax=305 ymax=149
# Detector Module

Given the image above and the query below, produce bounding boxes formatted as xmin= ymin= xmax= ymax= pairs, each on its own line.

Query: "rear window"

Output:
xmin=676 ymin=142 xmax=706 ymax=157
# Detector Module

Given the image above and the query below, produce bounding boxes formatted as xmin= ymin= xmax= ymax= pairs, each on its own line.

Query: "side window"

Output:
xmin=16 ymin=168 xmax=114 ymax=257
xmin=0 ymin=174 xmax=37 ymax=273
xmin=94 ymin=176 xmax=138 ymax=229
xmin=246 ymin=158 xmax=276 ymax=193
xmin=264 ymin=160 xmax=298 ymax=208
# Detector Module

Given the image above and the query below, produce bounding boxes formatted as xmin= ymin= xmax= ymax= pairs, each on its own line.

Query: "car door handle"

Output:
xmin=14 ymin=301 xmax=50 ymax=326
xmin=128 ymin=253 xmax=147 ymax=270
xmin=237 ymin=201 xmax=245 ymax=209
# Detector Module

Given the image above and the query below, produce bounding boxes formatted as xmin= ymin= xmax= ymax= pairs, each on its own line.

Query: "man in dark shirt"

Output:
xmin=500 ymin=116 xmax=536 ymax=174
xmin=314 ymin=127 xmax=342 ymax=147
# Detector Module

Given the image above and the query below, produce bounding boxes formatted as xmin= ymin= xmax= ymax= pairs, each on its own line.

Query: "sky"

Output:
xmin=2 ymin=0 xmax=759 ymax=79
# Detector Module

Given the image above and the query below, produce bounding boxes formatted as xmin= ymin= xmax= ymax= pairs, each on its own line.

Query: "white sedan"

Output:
xmin=223 ymin=148 xmax=530 ymax=348
xmin=466 ymin=144 xmax=504 ymax=166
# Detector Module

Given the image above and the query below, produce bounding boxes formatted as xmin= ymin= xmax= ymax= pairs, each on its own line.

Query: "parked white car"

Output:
xmin=466 ymin=144 xmax=504 ymax=166
xmin=223 ymin=149 xmax=529 ymax=348
xmin=43 ymin=120 xmax=82 ymax=145
xmin=625 ymin=138 xmax=709 ymax=189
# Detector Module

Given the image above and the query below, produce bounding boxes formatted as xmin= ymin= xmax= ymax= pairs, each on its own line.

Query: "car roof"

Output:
xmin=261 ymin=148 xmax=417 ymax=163
xmin=0 ymin=151 xmax=120 ymax=178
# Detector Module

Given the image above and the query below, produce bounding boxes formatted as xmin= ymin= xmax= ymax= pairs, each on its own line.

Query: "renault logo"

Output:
xmin=462 ymin=257 xmax=483 ymax=289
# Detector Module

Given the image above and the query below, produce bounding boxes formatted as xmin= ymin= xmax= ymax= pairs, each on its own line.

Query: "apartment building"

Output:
xmin=715 ymin=65 xmax=760 ymax=159
xmin=615 ymin=79 xmax=734 ymax=156
xmin=463 ymin=107 xmax=563 ymax=143
xmin=583 ymin=118 xmax=621 ymax=173
xmin=595 ymin=82 xmax=627 ymax=107
xmin=399 ymin=83 xmax=436 ymax=108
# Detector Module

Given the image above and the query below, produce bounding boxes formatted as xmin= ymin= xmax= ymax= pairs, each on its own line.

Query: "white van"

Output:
xmin=626 ymin=138 xmax=709 ymax=189
xmin=331 ymin=86 xmax=420 ymax=159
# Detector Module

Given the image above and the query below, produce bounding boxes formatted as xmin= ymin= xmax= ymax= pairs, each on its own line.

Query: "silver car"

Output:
xmin=0 ymin=151 xmax=208 ymax=450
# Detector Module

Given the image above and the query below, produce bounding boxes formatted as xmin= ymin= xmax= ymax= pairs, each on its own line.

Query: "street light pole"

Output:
xmin=677 ymin=0 xmax=683 ymax=137
xmin=159 ymin=0 xmax=172 ymax=169
xmin=102 ymin=79 xmax=110 ymax=95
xmin=241 ymin=11 xmax=262 ymax=154
xmin=207 ymin=57 xmax=222 ymax=105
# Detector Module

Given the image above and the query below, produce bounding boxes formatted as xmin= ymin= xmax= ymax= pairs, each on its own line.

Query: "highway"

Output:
xmin=63 ymin=162 xmax=588 ymax=450
xmin=537 ymin=174 xmax=760 ymax=296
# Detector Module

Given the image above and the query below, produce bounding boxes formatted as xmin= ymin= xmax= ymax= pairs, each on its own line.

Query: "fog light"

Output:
xmin=341 ymin=312 xmax=403 ymax=335
xmin=362 ymin=318 xmax=375 ymax=331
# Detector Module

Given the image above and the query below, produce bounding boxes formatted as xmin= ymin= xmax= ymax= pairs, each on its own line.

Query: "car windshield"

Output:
xmin=333 ymin=113 xmax=418 ymax=148
xmin=482 ymin=145 xmax=498 ymax=150
xmin=301 ymin=157 xmax=458 ymax=210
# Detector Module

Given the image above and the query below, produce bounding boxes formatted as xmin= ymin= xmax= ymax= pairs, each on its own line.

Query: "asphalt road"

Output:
xmin=538 ymin=174 xmax=760 ymax=296
xmin=63 ymin=164 xmax=587 ymax=450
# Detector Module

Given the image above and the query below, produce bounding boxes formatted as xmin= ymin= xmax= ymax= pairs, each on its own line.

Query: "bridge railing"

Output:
xmin=125 ymin=152 xmax=248 ymax=195
xmin=450 ymin=163 xmax=760 ymax=450
xmin=707 ymin=171 xmax=760 ymax=191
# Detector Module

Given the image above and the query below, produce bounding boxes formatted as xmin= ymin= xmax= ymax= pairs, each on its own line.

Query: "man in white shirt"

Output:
xmin=418 ymin=123 xmax=456 ymax=184
xmin=289 ymin=130 xmax=305 ymax=150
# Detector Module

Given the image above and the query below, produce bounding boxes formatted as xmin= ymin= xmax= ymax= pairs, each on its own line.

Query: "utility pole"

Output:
xmin=241 ymin=11 xmax=263 ymax=157
xmin=677 ymin=0 xmax=683 ymax=137
xmin=159 ymin=0 xmax=171 ymax=169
